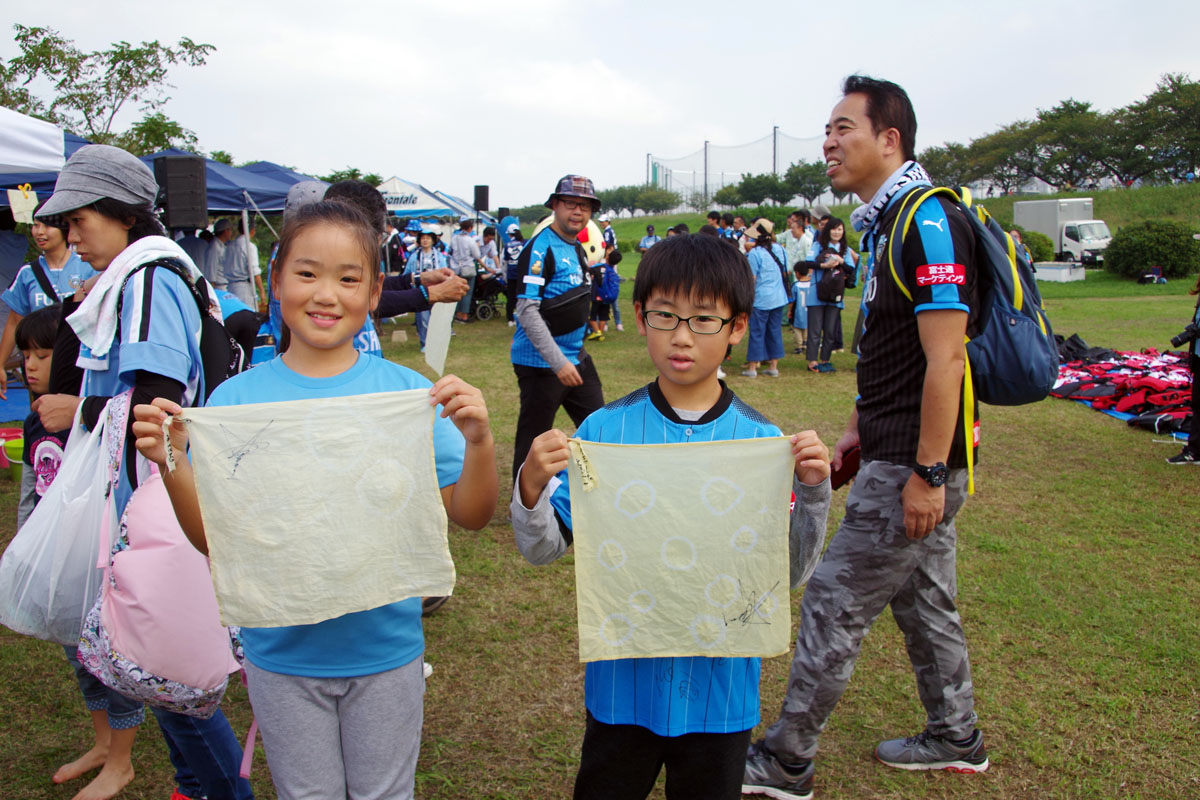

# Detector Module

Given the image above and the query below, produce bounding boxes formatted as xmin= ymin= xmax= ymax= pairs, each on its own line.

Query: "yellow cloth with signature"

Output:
xmin=176 ymin=390 xmax=454 ymax=628
xmin=567 ymin=437 xmax=793 ymax=662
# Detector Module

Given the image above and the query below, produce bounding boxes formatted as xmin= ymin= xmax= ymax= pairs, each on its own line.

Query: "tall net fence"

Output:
xmin=649 ymin=128 xmax=826 ymax=205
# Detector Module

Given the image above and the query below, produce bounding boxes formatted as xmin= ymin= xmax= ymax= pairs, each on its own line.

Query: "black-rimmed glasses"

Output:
xmin=642 ymin=309 xmax=734 ymax=335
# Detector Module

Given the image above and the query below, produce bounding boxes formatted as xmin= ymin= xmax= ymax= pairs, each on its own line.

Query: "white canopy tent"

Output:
xmin=0 ymin=107 xmax=68 ymax=173
xmin=376 ymin=176 xmax=457 ymax=219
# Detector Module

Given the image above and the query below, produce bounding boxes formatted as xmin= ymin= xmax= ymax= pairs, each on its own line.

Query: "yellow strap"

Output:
xmin=962 ymin=335 xmax=975 ymax=496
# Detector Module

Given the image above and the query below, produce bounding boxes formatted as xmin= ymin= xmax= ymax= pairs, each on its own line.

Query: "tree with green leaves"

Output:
xmin=320 ymin=167 xmax=384 ymax=186
xmin=1028 ymin=99 xmax=1106 ymax=190
xmin=783 ymin=160 xmax=828 ymax=206
xmin=713 ymin=185 xmax=741 ymax=207
xmin=1129 ymin=73 xmax=1200 ymax=181
xmin=634 ymin=188 xmax=681 ymax=215
xmin=918 ymin=143 xmax=975 ymax=188
xmin=0 ymin=24 xmax=214 ymax=146
xmin=735 ymin=173 xmax=778 ymax=206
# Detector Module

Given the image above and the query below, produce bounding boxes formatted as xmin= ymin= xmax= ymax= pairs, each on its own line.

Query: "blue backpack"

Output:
xmin=884 ymin=186 xmax=1059 ymax=491
xmin=597 ymin=263 xmax=621 ymax=304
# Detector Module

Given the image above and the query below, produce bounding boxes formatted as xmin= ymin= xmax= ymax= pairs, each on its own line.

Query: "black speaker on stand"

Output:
xmin=474 ymin=185 xmax=489 ymax=217
xmin=153 ymin=156 xmax=208 ymax=230
xmin=497 ymin=206 xmax=511 ymax=219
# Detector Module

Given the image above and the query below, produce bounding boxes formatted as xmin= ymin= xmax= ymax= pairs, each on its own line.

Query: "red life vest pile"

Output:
xmin=1051 ymin=334 xmax=1192 ymax=438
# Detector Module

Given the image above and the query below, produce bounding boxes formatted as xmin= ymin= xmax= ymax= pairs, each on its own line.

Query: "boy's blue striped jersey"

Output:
xmin=510 ymin=226 xmax=589 ymax=368
xmin=549 ymin=380 xmax=783 ymax=736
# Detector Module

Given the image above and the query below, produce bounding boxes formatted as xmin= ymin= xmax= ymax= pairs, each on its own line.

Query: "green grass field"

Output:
xmin=1 ymin=266 xmax=1197 ymax=799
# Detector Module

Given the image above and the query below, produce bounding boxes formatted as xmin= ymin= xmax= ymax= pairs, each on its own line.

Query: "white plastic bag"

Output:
xmin=0 ymin=394 xmax=124 ymax=644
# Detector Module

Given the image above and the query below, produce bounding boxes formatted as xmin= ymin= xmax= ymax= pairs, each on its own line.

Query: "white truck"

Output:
xmin=1012 ymin=197 xmax=1111 ymax=264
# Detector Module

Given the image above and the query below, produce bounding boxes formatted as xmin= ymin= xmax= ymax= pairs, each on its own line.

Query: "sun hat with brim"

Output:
xmin=36 ymin=144 xmax=159 ymax=218
xmin=743 ymin=218 xmax=775 ymax=240
xmin=545 ymin=174 xmax=600 ymax=210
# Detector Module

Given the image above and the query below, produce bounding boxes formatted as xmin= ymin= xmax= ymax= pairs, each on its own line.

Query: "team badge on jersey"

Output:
xmin=531 ymin=261 xmax=542 ymax=275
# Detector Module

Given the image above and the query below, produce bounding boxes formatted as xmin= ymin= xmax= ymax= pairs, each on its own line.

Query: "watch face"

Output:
xmin=916 ymin=462 xmax=948 ymax=487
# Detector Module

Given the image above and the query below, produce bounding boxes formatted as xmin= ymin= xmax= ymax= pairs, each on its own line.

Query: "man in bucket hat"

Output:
xmin=507 ymin=174 xmax=605 ymax=477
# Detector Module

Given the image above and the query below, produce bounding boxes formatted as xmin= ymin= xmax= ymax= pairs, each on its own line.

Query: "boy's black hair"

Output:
xmin=706 ymin=210 xmax=721 ymax=222
xmin=698 ymin=224 xmax=719 ymax=237
xmin=325 ymin=179 xmax=389 ymax=235
xmin=605 ymin=248 xmax=623 ymax=265
xmin=842 ymin=74 xmax=917 ymax=162
xmin=673 ymin=222 xmax=690 ymax=235
xmin=632 ymin=234 xmax=754 ymax=318
xmin=15 ymin=304 xmax=61 ymax=352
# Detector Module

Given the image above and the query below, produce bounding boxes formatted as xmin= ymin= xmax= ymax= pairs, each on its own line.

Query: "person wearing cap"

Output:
xmin=32 ymin=144 xmax=253 ymax=800
xmin=404 ymin=228 xmax=449 ymax=349
xmin=503 ymin=224 xmax=524 ymax=325
xmin=203 ymin=217 xmax=233 ymax=289
xmin=509 ymin=174 xmax=605 ymax=477
xmin=740 ymin=218 xmax=789 ymax=378
xmin=636 ymin=225 xmax=660 ymax=254
xmin=598 ymin=213 xmax=617 ymax=252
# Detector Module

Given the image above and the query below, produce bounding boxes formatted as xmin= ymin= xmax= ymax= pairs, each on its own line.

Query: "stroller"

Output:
xmin=471 ymin=271 xmax=506 ymax=321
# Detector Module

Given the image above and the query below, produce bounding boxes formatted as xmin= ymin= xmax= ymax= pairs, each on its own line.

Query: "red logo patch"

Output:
xmin=915 ymin=263 xmax=966 ymax=286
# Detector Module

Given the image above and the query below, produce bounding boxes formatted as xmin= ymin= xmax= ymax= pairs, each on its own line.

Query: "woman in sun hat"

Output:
xmin=34 ymin=144 xmax=253 ymax=800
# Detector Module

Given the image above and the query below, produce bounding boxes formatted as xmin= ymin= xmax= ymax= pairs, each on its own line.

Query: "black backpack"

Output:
xmin=118 ymin=258 xmax=244 ymax=401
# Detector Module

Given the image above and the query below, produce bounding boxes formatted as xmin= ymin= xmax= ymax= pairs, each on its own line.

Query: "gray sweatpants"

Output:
xmin=765 ymin=459 xmax=977 ymax=760
xmin=245 ymin=656 xmax=424 ymax=800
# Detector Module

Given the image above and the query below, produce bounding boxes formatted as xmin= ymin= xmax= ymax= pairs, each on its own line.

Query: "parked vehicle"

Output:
xmin=1013 ymin=198 xmax=1111 ymax=264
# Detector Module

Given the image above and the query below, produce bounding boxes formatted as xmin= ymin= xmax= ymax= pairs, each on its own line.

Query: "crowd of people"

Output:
xmin=12 ymin=71 xmax=1158 ymax=800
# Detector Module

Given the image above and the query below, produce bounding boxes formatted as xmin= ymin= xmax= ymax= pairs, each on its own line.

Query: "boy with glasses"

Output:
xmin=511 ymin=233 xmax=831 ymax=799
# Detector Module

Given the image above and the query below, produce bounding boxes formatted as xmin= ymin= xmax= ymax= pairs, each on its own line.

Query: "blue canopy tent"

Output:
xmin=138 ymin=149 xmax=304 ymax=213
xmin=241 ymin=160 xmax=324 ymax=188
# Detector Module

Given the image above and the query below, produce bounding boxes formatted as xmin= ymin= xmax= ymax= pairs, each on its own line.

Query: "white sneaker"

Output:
xmin=616 ymin=323 xmax=624 ymax=332
xmin=507 ymin=321 xmax=516 ymax=327
xmin=423 ymin=661 xmax=434 ymax=679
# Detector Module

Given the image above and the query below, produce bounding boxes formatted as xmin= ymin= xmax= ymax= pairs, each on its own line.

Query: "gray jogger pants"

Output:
xmin=764 ymin=459 xmax=977 ymax=760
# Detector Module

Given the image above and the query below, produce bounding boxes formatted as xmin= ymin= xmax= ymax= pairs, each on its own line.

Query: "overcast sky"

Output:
xmin=9 ymin=1 xmax=1200 ymax=208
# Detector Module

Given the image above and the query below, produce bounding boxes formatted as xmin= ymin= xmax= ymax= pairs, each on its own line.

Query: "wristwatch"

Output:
xmin=913 ymin=462 xmax=948 ymax=487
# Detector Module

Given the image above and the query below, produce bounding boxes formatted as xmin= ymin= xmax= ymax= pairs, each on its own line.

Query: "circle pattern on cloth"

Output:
xmin=661 ymin=537 xmax=697 ymax=571
xmin=730 ymin=526 xmax=759 ymax=553
xmin=600 ymin=613 xmax=636 ymax=646
xmin=629 ymin=590 xmax=656 ymax=614
xmin=700 ymin=477 xmax=744 ymax=516
xmin=689 ymin=614 xmax=727 ymax=649
xmin=355 ymin=460 xmax=414 ymax=514
xmin=597 ymin=539 xmax=627 ymax=571
xmin=305 ymin=406 xmax=369 ymax=474
xmin=615 ymin=480 xmax=656 ymax=519
xmin=705 ymin=575 xmax=739 ymax=609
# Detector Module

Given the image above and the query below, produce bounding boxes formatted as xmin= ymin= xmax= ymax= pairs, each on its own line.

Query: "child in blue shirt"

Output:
xmin=134 ymin=200 xmax=498 ymax=800
xmin=791 ymin=263 xmax=811 ymax=355
xmin=511 ymin=233 xmax=832 ymax=799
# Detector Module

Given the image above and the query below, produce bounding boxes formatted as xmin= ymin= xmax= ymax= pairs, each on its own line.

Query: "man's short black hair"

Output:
xmin=842 ymin=74 xmax=917 ymax=162
xmin=673 ymin=222 xmax=690 ymax=235
xmin=325 ymin=179 xmax=389 ymax=235
xmin=16 ymin=304 xmax=60 ymax=352
xmin=632 ymin=234 xmax=754 ymax=319
xmin=698 ymin=224 xmax=719 ymax=237
xmin=707 ymin=210 xmax=721 ymax=222
xmin=721 ymin=213 xmax=734 ymax=226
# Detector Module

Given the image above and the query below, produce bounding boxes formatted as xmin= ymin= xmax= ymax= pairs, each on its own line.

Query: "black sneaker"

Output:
xmin=1166 ymin=449 xmax=1198 ymax=465
xmin=742 ymin=740 xmax=813 ymax=800
xmin=875 ymin=729 xmax=989 ymax=773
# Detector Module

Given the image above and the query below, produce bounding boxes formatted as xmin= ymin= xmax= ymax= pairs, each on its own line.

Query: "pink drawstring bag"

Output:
xmin=78 ymin=469 xmax=241 ymax=718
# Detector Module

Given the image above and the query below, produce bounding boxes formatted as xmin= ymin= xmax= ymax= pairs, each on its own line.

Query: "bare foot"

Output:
xmin=53 ymin=745 xmax=108 ymax=784
xmin=69 ymin=761 xmax=134 ymax=800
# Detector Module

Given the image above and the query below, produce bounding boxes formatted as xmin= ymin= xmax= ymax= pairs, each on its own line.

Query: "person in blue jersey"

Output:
xmin=503 ymin=224 xmax=524 ymax=325
xmin=804 ymin=217 xmax=858 ymax=373
xmin=405 ymin=229 xmax=449 ymax=348
xmin=512 ymin=234 xmax=832 ymax=800
xmin=743 ymin=76 xmax=987 ymax=800
xmin=0 ymin=201 xmax=96 ymax=399
xmin=739 ymin=219 xmax=789 ymax=378
xmin=636 ymin=224 xmax=661 ymax=254
xmin=132 ymin=200 xmax=498 ymax=800
xmin=509 ymin=174 xmax=606 ymax=478
xmin=33 ymin=144 xmax=253 ymax=800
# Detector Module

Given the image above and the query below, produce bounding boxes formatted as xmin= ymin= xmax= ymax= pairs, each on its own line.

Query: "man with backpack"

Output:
xmin=743 ymin=75 xmax=987 ymax=800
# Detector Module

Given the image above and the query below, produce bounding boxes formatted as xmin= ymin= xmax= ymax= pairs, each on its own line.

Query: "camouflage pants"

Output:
xmin=764 ymin=459 xmax=977 ymax=761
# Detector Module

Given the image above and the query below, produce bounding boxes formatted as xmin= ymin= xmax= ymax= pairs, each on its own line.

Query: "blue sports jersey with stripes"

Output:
xmin=510 ymin=226 xmax=588 ymax=368
xmin=2 ymin=253 xmax=94 ymax=315
xmin=548 ymin=381 xmax=783 ymax=736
